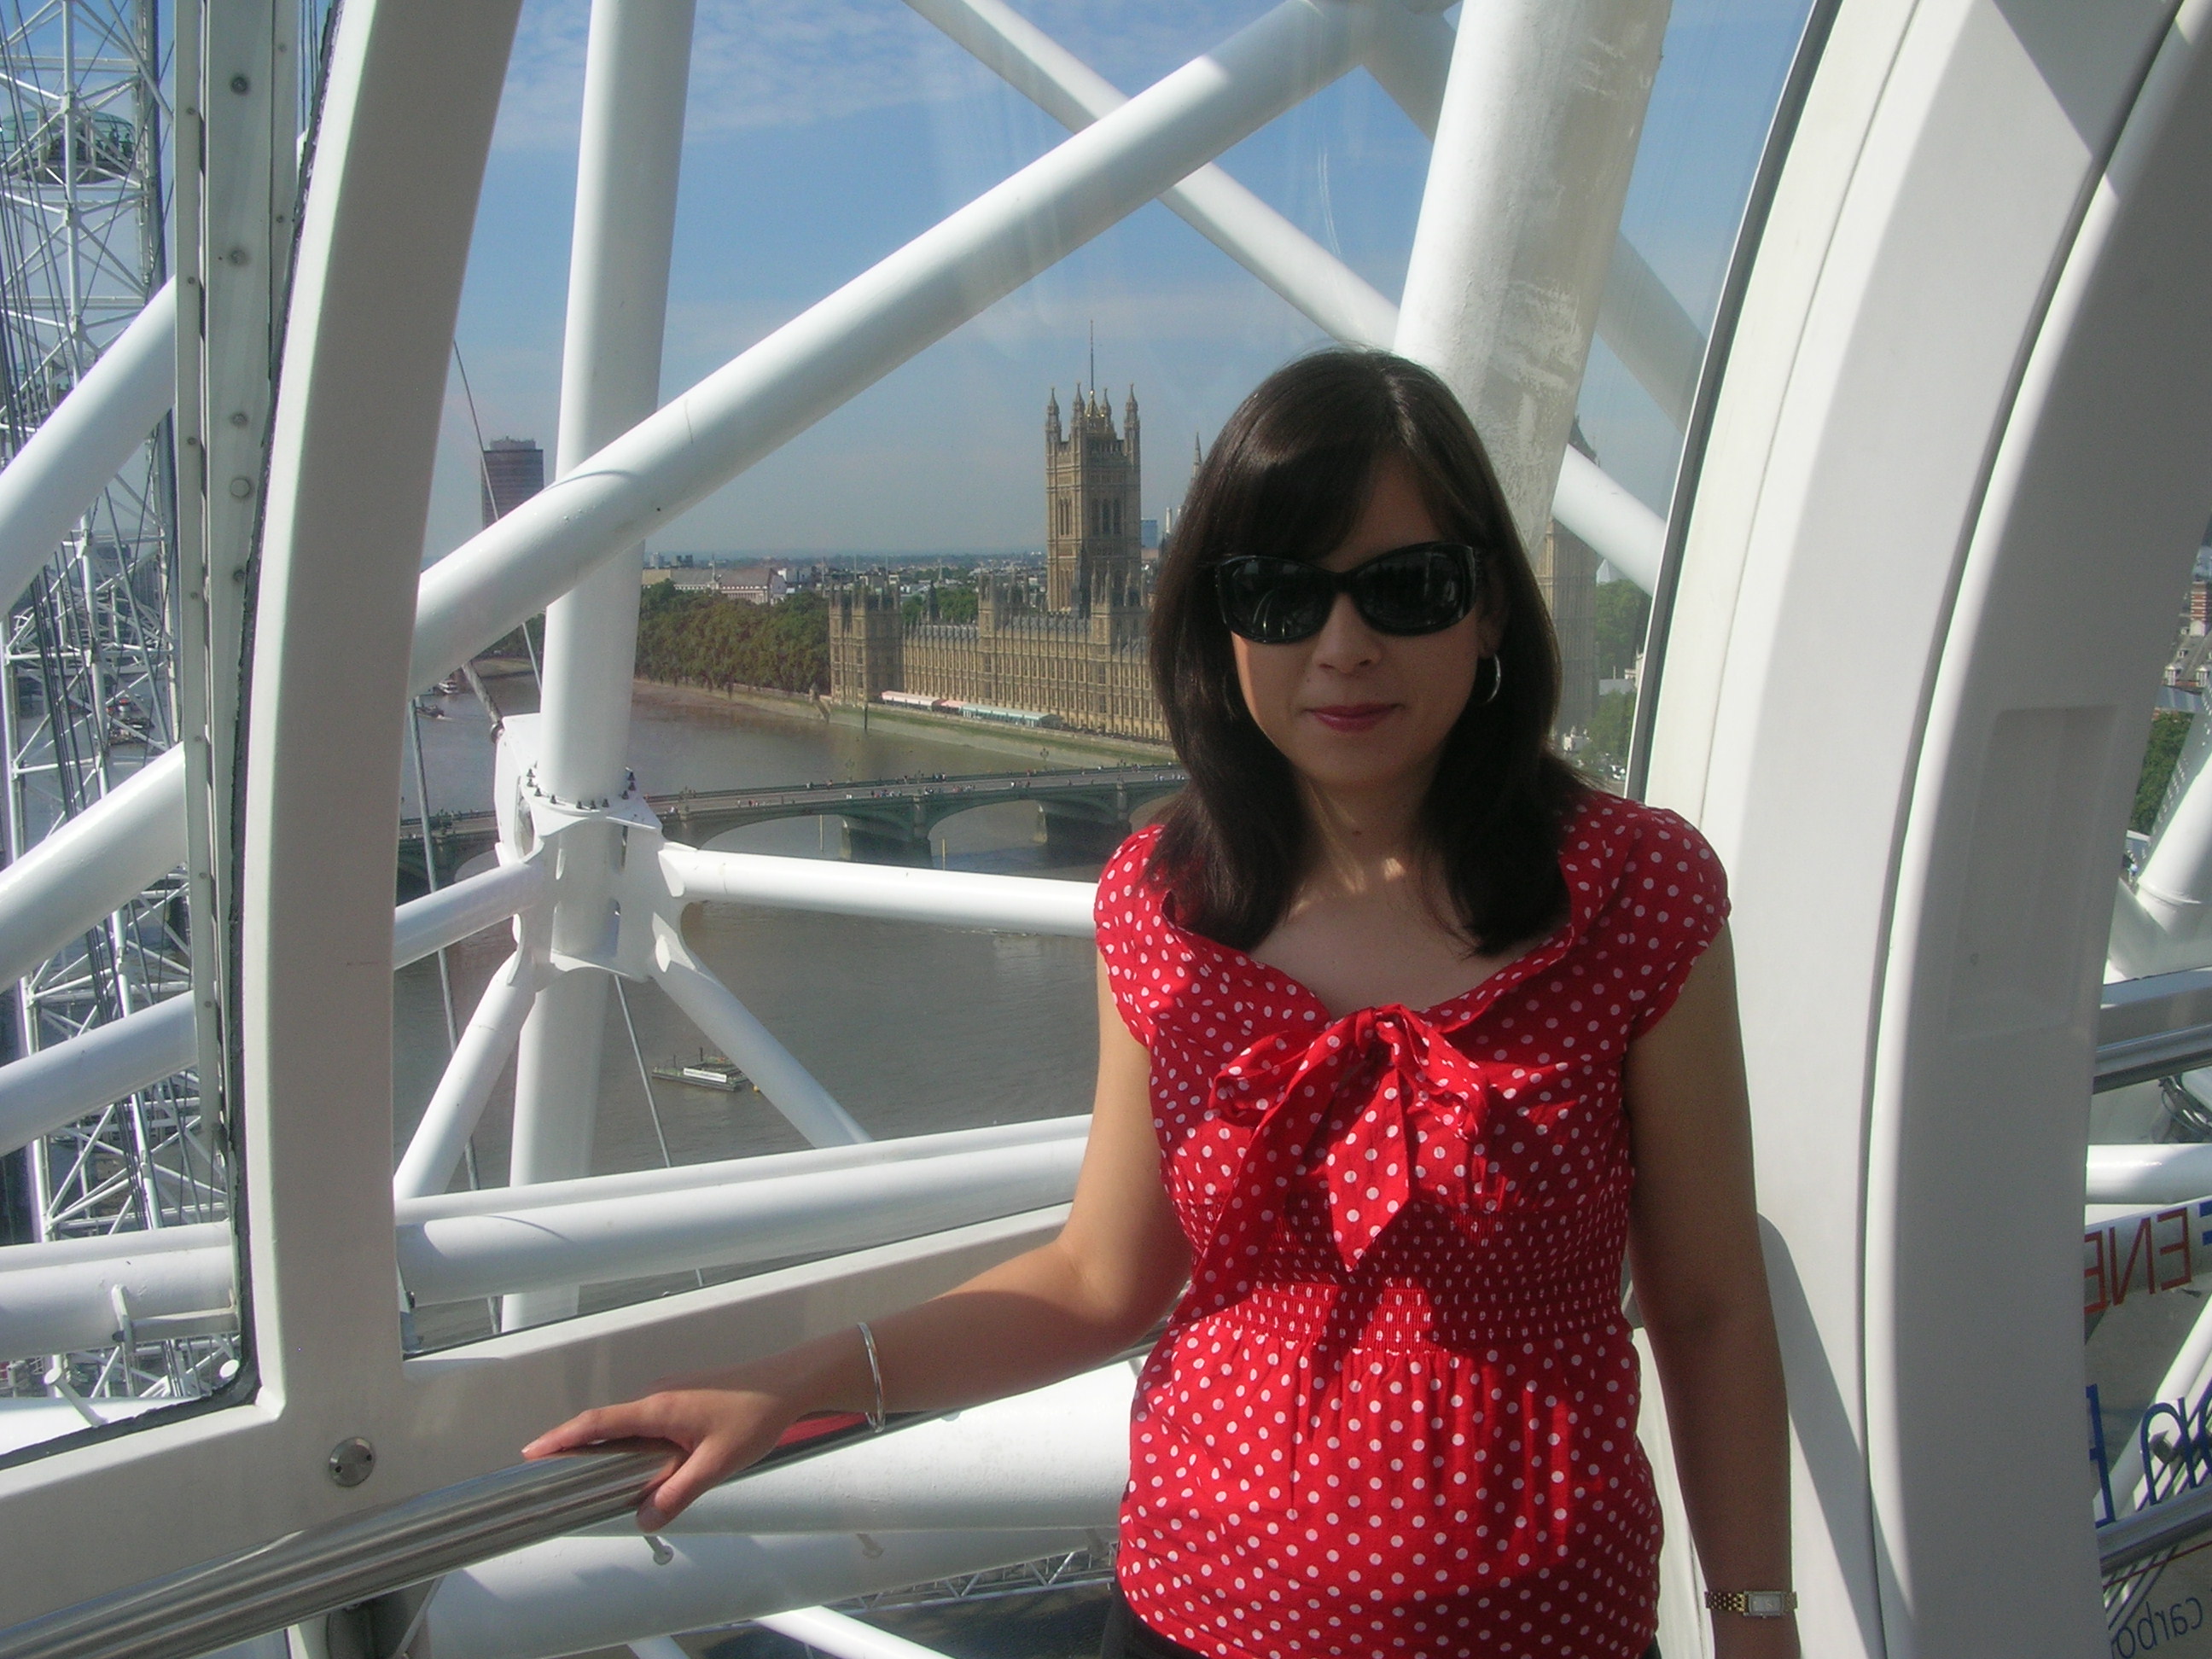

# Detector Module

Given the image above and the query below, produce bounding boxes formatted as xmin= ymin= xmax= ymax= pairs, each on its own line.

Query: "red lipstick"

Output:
xmin=1307 ymin=703 xmax=1394 ymax=733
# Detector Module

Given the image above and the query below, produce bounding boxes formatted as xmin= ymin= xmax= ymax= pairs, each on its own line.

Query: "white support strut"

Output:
xmin=1365 ymin=3 xmax=1704 ymax=433
xmin=393 ymin=860 xmax=545 ymax=969
xmin=0 ymin=1223 xmax=234 ymax=1362
xmin=0 ymin=279 xmax=176 ymax=614
xmin=0 ymin=1121 xmax=1089 ymax=1359
xmin=396 ymin=1141 xmax=1078 ymax=1305
xmin=648 ymin=913 xmax=869 ymax=1147
xmin=660 ymin=846 xmax=1096 ymax=937
xmin=1396 ymin=0 xmax=1668 ymax=554
xmin=0 ymin=994 xmax=195 ymax=1159
xmin=0 ymin=861 xmax=544 ymax=1162
xmin=0 ymin=748 xmax=186 ymax=992
xmin=422 ymin=1528 xmax=1097 ymax=1659
xmin=502 ymin=0 xmax=697 ymax=1334
xmin=1552 ymin=445 xmax=1667 ymax=592
xmin=404 ymin=1116 xmax=1086 ymax=1222
xmin=393 ymin=951 xmax=543 ymax=1202
xmin=641 ymin=1363 xmax=1131 ymax=1536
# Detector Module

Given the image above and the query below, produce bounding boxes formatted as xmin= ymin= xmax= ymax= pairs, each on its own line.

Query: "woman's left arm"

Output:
xmin=1624 ymin=924 xmax=1800 ymax=1659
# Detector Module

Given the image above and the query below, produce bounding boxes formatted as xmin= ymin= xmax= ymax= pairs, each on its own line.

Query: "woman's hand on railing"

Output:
xmin=521 ymin=1360 xmax=811 ymax=1530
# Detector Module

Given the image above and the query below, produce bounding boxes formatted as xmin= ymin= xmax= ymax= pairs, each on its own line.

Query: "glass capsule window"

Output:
xmin=379 ymin=0 xmax=1826 ymax=1351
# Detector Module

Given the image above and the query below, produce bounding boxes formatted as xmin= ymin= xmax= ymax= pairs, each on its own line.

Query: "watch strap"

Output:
xmin=1704 ymin=1589 xmax=1797 ymax=1617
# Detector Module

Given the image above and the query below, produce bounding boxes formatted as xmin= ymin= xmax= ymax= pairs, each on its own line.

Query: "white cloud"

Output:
xmin=492 ymin=0 xmax=1278 ymax=153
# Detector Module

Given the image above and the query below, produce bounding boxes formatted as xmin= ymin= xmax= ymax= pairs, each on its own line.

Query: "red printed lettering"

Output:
xmin=2114 ymin=1219 xmax=2157 ymax=1307
xmin=2158 ymin=1208 xmax=2195 ymax=1292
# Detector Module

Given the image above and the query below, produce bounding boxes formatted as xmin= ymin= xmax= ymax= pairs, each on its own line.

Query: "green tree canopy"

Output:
xmin=1593 ymin=579 xmax=1651 ymax=681
xmin=634 ymin=584 xmax=829 ymax=696
xmin=2134 ymin=709 xmax=2194 ymax=835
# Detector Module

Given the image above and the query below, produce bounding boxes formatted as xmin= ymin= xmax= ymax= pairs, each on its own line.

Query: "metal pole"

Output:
xmin=503 ymin=0 xmax=695 ymax=1332
xmin=1395 ymin=0 xmax=1670 ymax=553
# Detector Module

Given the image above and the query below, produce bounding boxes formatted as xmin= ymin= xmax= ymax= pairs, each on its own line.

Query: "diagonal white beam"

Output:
xmin=407 ymin=0 xmax=1380 ymax=691
xmin=0 ymin=748 xmax=185 ymax=992
xmin=1359 ymin=3 xmax=1452 ymax=135
xmin=0 ymin=859 xmax=547 ymax=1161
xmin=0 ymin=993 xmax=195 ymax=1158
xmin=1553 ymin=445 xmax=1665 ymax=591
xmin=1598 ymin=236 xmax=1704 ymax=431
xmin=649 ymin=913 xmax=867 ymax=1147
xmin=0 ymin=280 xmax=176 ymax=613
xmin=393 ymin=859 xmax=545 ymax=969
xmin=1396 ymin=0 xmax=1667 ymax=556
xmin=402 ymin=1116 xmax=1088 ymax=1222
xmin=905 ymin=0 xmax=1395 ymax=347
xmin=393 ymin=950 xmax=543 ymax=1202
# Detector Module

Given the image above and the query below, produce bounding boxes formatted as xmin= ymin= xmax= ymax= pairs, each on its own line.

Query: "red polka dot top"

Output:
xmin=1092 ymin=793 xmax=1729 ymax=1659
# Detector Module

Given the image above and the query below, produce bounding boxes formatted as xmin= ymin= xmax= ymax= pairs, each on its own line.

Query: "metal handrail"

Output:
xmin=2101 ymin=1481 xmax=2212 ymax=1577
xmin=2095 ymin=1024 xmax=2212 ymax=1093
xmin=0 ymin=1441 xmax=667 ymax=1659
xmin=0 ymin=1331 xmax=1163 ymax=1658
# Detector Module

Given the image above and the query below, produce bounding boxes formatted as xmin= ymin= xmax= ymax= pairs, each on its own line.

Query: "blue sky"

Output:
xmin=424 ymin=0 xmax=1813 ymax=563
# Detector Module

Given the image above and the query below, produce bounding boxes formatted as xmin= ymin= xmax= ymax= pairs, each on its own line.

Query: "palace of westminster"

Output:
xmin=828 ymin=381 xmax=1601 ymax=746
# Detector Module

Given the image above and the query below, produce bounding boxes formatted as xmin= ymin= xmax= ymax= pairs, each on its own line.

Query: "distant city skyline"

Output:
xmin=422 ymin=0 xmax=1813 ymax=568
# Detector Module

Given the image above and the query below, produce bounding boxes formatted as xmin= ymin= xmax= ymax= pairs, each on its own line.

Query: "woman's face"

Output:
xmin=1231 ymin=456 xmax=1493 ymax=803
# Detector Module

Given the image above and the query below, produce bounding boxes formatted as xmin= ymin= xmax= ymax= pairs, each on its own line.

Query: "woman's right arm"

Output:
xmin=522 ymin=953 xmax=1189 ymax=1528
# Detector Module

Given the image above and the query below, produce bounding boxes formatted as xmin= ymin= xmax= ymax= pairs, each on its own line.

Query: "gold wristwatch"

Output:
xmin=1704 ymin=1590 xmax=1797 ymax=1617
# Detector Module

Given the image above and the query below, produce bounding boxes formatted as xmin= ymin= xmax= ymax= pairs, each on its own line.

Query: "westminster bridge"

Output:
xmin=397 ymin=763 xmax=1187 ymax=889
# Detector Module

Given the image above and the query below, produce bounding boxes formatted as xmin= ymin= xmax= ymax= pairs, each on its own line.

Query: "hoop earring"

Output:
xmin=1476 ymin=654 xmax=1505 ymax=707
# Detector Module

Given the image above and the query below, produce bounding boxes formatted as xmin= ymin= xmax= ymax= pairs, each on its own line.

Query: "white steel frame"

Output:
xmin=3 ymin=1 xmax=2210 ymax=1656
xmin=1646 ymin=1 xmax=2212 ymax=1653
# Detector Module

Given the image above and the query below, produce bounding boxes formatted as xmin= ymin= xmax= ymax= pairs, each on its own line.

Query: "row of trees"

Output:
xmin=903 ymin=580 xmax=977 ymax=626
xmin=633 ymin=583 xmax=830 ymax=696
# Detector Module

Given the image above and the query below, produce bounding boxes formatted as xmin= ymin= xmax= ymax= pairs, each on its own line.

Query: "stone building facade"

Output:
xmin=826 ymin=383 xmax=1597 ymax=747
xmin=830 ymin=383 xmax=1165 ymax=743
xmin=1046 ymin=385 xmax=1141 ymax=611
xmin=1536 ymin=520 xmax=1599 ymax=738
xmin=834 ymin=570 xmax=1164 ymax=742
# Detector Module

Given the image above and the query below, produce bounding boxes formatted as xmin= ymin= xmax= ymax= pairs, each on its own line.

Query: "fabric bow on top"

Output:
xmin=1202 ymin=1004 xmax=1505 ymax=1277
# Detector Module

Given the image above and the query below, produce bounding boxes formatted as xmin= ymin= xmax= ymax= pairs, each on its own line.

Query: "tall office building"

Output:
xmin=480 ymin=437 xmax=545 ymax=527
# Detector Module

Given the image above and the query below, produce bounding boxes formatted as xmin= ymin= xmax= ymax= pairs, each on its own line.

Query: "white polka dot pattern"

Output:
xmin=1092 ymin=796 xmax=1729 ymax=1659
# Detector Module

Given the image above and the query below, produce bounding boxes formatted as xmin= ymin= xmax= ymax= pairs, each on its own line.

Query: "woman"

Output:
xmin=527 ymin=351 xmax=1796 ymax=1659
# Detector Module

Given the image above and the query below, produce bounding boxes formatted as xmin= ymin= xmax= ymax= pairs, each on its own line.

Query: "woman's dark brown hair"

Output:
xmin=1148 ymin=348 xmax=1586 ymax=954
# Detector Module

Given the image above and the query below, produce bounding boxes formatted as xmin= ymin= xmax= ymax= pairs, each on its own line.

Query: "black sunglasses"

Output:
xmin=1214 ymin=541 xmax=1482 ymax=644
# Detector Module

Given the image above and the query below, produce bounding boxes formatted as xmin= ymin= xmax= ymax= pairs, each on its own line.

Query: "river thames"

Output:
xmin=397 ymin=678 xmax=1133 ymax=1343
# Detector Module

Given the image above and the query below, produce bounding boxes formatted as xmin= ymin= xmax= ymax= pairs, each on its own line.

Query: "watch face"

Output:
xmin=1746 ymin=1592 xmax=1788 ymax=1617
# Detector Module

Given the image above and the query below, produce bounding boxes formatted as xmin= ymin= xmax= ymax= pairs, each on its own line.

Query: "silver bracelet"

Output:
xmin=855 ymin=1320 xmax=887 ymax=1432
